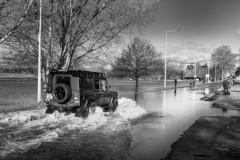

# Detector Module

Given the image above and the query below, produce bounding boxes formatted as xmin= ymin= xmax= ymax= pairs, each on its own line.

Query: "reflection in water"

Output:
xmin=222 ymin=108 xmax=228 ymax=115
xmin=163 ymin=90 xmax=166 ymax=113
xmin=192 ymin=91 xmax=195 ymax=119
xmin=174 ymin=89 xmax=177 ymax=96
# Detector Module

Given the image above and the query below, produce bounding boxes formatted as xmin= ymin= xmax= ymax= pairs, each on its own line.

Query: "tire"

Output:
xmin=112 ymin=99 xmax=118 ymax=112
xmin=52 ymin=83 xmax=72 ymax=104
xmin=88 ymin=101 xmax=96 ymax=114
xmin=106 ymin=98 xmax=118 ymax=112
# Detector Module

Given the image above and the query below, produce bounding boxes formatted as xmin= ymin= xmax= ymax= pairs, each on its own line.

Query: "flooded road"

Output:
xmin=1 ymin=81 xmax=240 ymax=160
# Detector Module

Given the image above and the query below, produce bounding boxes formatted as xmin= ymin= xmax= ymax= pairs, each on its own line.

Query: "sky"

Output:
xmin=140 ymin=0 xmax=240 ymax=65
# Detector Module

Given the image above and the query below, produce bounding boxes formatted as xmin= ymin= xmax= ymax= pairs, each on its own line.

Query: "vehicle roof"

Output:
xmin=50 ymin=70 xmax=105 ymax=78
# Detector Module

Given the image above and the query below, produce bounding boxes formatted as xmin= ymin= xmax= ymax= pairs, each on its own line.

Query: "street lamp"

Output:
xmin=164 ymin=29 xmax=180 ymax=88
xmin=37 ymin=0 xmax=42 ymax=103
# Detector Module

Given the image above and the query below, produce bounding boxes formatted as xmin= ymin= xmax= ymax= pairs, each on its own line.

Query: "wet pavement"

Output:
xmin=1 ymin=81 xmax=240 ymax=160
xmin=164 ymin=116 xmax=240 ymax=160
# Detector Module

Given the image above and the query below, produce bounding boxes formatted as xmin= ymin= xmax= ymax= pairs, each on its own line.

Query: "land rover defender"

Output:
xmin=44 ymin=70 xmax=118 ymax=118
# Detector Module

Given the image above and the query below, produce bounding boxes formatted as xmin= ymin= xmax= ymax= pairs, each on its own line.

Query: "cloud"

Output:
xmin=159 ymin=41 xmax=214 ymax=65
xmin=182 ymin=41 xmax=213 ymax=53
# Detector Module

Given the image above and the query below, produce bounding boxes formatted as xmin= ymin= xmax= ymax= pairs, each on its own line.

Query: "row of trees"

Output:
xmin=166 ymin=45 xmax=238 ymax=81
xmin=0 ymin=67 xmax=35 ymax=74
xmin=110 ymin=39 xmax=239 ymax=86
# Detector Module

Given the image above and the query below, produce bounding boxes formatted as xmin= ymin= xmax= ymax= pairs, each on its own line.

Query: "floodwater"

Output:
xmin=1 ymin=81 xmax=240 ymax=160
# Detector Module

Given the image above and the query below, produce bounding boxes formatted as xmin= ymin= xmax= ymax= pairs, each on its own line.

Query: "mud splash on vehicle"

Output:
xmin=0 ymin=97 xmax=146 ymax=158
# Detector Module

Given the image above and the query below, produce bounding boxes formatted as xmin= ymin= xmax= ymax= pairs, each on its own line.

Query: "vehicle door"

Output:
xmin=93 ymin=78 xmax=102 ymax=106
xmin=100 ymin=79 xmax=111 ymax=106
xmin=80 ymin=78 xmax=101 ymax=106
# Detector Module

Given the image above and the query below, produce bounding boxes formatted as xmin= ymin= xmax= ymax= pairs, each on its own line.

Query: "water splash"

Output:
xmin=117 ymin=97 xmax=146 ymax=120
xmin=0 ymin=98 xmax=146 ymax=158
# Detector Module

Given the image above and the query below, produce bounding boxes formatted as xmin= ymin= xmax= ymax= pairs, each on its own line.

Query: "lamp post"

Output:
xmin=37 ymin=0 xmax=42 ymax=103
xmin=164 ymin=29 xmax=180 ymax=88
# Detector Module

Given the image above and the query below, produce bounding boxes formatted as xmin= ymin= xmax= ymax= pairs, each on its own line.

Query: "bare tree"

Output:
xmin=166 ymin=65 xmax=181 ymax=79
xmin=111 ymin=37 xmax=163 ymax=88
xmin=0 ymin=0 xmax=34 ymax=44
xmin=52 ymin=0 xmax=163 ymax=69
xmin=5 ymin=0 xmax=163 ymax=71
xmin=211 ymin=45 xmax=237 ymax=78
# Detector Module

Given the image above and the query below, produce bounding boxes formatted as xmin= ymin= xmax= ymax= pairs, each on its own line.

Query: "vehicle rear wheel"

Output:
xmin=52 ymin=83 xmax=71 ymax=104
xmin=75 ymin=107 xmax=89 ymax=118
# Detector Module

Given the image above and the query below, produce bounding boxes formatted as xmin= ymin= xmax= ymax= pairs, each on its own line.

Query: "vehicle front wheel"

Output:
xmin=105 ymin=99 xmax=118 ymax=112
xmin=111 ymin=99 xmax=118 ymax=112
xmin=88 ymin=101 xmax=96 ymax=114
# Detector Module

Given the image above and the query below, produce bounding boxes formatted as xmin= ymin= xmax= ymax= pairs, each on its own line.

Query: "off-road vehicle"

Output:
xmin=44 ymin=70 xmax=118 ymax=118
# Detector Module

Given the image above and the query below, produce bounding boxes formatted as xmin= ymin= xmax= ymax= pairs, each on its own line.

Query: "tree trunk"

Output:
xmin=222 ymin=64 xmax=223 ymax=79
xmin=46 ymin=0 xmax=53 ymax=89
xmin=42 ymin=68 xmax=47 ymax=92
xmin=135 ymin=77 xmax=139 ymax=88
xmin=134 ymin=87 xmax=139 ymax=101
xmin=62 ymin=53 xmax=70 ymax=70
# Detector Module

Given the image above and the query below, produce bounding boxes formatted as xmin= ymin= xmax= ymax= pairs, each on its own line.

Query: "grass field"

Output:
xmin=0 ymin=78 xmax=44 ymax=113
xmin=0 ymin=73 xmax=36 ymax=78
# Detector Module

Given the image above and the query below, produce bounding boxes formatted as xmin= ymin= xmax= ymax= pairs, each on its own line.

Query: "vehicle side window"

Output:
xmin=100 ymin=80 xmax=107 ymax=90
xmin=79 ymin=78 xmax=83 ymax=89
xmin=94 ymin=79 xmax=100 ymax=89
xmin=81 ymin=78 xmax=93 ymax=90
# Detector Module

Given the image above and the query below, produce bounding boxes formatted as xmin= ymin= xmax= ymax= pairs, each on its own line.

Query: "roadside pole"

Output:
xmin=37 ymin=0 xmax=42 ymax=103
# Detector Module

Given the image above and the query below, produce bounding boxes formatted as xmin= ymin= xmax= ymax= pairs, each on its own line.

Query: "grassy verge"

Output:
xmin=0 ymin=80 xmax=45 ymax=113
xmin=0 ymin=73 xmax=36 ymax=78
